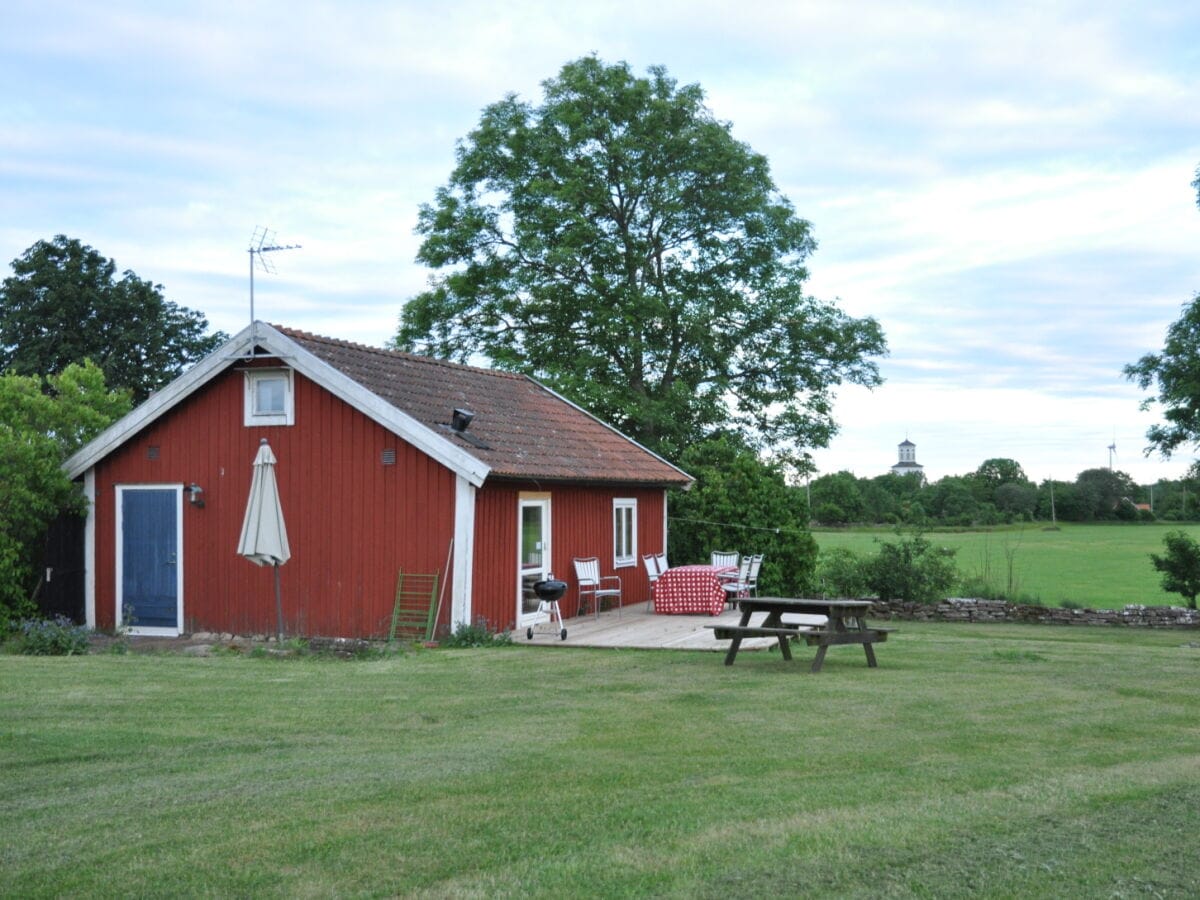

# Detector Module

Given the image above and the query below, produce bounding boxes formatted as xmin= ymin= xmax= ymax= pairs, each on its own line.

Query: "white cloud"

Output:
xmin=2 ymin=0 xmax=1199 ymax=480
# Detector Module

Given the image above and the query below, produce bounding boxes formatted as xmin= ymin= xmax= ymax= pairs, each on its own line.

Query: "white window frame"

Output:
xmin=244 ymin=369 xmax=294 ymax=426
xmin=613 ymin=498 xmax=637 ymax=568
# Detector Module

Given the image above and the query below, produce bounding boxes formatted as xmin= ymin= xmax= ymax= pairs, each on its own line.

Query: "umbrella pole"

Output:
xmin=274 ymin=562 xmax=283 ymax=644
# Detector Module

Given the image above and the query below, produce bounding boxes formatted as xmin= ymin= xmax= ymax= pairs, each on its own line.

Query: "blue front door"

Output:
xmin=120 ymin=487 xmax=180 ymax=632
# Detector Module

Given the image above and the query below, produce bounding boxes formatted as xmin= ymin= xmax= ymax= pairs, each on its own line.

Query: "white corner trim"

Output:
xmin=452 ymin=476 xmax=476 ymax=628
xmin=662 ymin=488 xmax=670 ymax=555
xmin=84 ymin=469 xmax=96 ymax=630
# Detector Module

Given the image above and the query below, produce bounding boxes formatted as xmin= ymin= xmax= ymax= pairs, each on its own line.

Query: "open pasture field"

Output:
xmin=3 ymin=624 xmax=1199 ymax=897
xmin=813 ymin=522 xmax=1200 ymax=608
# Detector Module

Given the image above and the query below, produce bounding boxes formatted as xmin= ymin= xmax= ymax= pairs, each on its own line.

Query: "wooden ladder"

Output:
xmin=388 ymin=569 xmax=440 ymax=642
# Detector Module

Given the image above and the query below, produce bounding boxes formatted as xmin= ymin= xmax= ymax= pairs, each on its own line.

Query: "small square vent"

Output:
xmin=381 ymin=448 xmax=396 ymax=466
xmin=147 ymin=445 xmax=160 ymax=460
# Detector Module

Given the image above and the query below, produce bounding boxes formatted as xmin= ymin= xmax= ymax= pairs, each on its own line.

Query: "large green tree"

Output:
xmin=0 ymin=235 xmax=226 ymax=404
xmin=395 ymin=57 xmax=886 ymax=464
xmin=0 ymin=362 xmax=131 ymax=624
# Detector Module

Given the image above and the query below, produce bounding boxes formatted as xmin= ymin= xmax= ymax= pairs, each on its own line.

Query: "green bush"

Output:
xmin=440 ymin=618 xmax=513 ymax=648
xmin=1149 ymin=529 xmax=1200 ymax=609
xmin=816 ymin=546 xmax=868 ymax=598
xmin=15 ymin=615 xmax=90 ymax=656
xmin=862 ymin=532 xmax=958 ymax=604
xmin=813 ymin=502 xmax=847 ymax=526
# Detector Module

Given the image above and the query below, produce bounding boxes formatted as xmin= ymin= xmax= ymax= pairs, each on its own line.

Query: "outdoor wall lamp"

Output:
xmin=187 ymin=483 xmax=205 ymax=508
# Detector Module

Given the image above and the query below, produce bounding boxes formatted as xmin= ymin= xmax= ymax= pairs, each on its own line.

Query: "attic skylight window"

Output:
xmin=244 ymin=369 xmax=294 ymax=426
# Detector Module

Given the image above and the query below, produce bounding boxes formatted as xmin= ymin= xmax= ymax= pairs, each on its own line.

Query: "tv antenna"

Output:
xmin=248 ymin=227 xmax=301 ymax=327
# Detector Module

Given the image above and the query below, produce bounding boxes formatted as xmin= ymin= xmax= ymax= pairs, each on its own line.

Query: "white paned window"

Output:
xmin=613 ymin=498 xmax=637 ymax=568
xmin=244 ymin=369 xmax=294 ymax=426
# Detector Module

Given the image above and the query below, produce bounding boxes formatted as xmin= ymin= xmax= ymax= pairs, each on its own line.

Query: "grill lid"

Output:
xmin=532 ymin=579 xmax=568 ymax=602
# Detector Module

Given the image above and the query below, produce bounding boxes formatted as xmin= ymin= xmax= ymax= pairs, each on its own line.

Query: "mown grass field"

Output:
xmin=812 ymin=522 xmax=1200 ymax=608
xmin=3 ymin=625 xmax=1199 ymax=897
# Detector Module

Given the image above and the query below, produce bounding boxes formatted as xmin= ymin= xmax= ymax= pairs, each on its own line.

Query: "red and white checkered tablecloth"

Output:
xmin=653 ymin=565 xmax=734 ymax=615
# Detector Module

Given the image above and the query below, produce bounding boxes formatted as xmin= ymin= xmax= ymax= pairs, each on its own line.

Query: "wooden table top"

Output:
xmin=740 ymin=597 xmax=874 ymax=613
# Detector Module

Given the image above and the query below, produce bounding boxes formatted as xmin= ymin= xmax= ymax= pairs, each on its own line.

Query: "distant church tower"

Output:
xmin=891 ymin=439 xmax=924 ymax=477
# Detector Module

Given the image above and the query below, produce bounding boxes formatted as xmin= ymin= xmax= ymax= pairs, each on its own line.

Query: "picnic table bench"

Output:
xmin=706 ymin=598 xmax=893 ymax=672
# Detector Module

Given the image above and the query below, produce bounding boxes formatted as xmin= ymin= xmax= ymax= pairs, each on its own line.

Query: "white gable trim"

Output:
xmin=63 ymin=322 xmax=490 ymax=487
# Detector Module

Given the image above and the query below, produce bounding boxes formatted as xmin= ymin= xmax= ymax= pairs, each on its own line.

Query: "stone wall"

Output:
xmin=869 ymin=597 xmax=1200 ymax=628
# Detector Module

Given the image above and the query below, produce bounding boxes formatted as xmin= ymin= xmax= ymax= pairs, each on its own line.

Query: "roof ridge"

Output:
xmin=274 ymin=325 xmax=527 ymax=381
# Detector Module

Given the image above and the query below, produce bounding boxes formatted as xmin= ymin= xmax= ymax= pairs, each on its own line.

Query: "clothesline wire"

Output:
xmin=667 ymin=515 xmax=810 ymax=537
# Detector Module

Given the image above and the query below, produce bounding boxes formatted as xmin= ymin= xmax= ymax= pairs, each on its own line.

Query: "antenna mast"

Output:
xmin=248 ymin=227 xmax=301 ymax=327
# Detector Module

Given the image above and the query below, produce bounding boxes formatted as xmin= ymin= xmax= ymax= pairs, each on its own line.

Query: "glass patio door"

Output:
xmin=518 ymin=498 xmax=551 ymax=626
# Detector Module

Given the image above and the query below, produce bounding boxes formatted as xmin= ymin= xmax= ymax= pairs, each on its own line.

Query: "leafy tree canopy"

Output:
xmin=1124 ymin=292 xmax=1200 ymax=460
xmin=0 ymin=235 xmax=226 ymax=404
xmin=0 ymin=362 xmax=131 ymax=621
xmin=809 ymin=471 xmax=866 ymax=525
xmin=667 ymin=434 xmax=816 ymax=596
xmin=395 ymin=56 xmax=886 ymax=464
xmin=973 ymin=458 xmax=1030 ymax=489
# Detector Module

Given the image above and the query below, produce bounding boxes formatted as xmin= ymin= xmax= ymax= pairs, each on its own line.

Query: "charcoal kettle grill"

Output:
xmin=526 ymin=577 xmax=568 ymax=640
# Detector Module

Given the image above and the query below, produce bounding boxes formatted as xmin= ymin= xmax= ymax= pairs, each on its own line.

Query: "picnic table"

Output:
xmin=706 ymin=597 xmax=893 ymax=672
xmin=653 ymin=564 xmax=735 ymax=615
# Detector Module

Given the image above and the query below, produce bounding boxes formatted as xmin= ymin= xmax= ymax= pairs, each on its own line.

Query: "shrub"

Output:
xmin=15 ymin=615 xmax=90 ymax=656
xmin=813 ymin=502 xmax=847 ymax=526
xmin=862 ymin=531 xmax=958 ymax=604
xmin=440 ymin=618 xmax=513 ymax=648
xmin=816 ymin=547 xmax=868 ymax=598
xmin=1149 ymin=530 xmax=1200 ymax=609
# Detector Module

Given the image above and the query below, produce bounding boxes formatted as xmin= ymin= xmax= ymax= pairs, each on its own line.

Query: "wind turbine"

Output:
xmin=1107 ymin=435 xmax=1117 ymax=471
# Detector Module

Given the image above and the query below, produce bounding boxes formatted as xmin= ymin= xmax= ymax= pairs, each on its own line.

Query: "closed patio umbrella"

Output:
xmin=238 ymin=438 xmax=291 ymax=642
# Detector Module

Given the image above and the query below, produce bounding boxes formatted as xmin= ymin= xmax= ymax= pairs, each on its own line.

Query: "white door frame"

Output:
xmin=517 ymin=496 xmax=551 ymax=627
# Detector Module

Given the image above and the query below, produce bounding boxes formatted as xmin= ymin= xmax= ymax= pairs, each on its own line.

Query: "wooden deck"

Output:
xmin=520 ymin=603 xmax=778 ymax=652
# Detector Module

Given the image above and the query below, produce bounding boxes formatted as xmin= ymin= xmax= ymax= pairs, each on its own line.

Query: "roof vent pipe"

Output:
xmin=450 ymin=408 xmax=475 ymax=433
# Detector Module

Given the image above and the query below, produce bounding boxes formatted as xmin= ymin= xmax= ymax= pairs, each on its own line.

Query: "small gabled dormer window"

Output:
xmin=244 ymin=369 xmax=294 ymax=426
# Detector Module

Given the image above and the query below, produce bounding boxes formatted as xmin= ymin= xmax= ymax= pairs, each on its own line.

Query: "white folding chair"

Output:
xmin=711 ymin=550 xmax=739 ymax=568
xmin=745 ymin=553 xmax=764 ymax=597
xmin=642 ymin=553 xmax=661 ymax=611
xmin=654 ymin=552 xmax=668 ymax=574
xmin=573 ymin=557 xmax=623 ymax=619
xmin=721 ymin=556 xmax=753 ymax=606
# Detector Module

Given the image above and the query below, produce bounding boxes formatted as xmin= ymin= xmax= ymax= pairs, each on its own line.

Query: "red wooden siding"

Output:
xmin=471 ymin=482 xmax=666 ymax=629
xmin=91 ymin=366 xmax=458 ymax=638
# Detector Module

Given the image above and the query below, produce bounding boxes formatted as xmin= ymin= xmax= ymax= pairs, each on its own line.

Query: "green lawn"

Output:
xmin=813 ymin=522 xmax=1200 ymax=608
xmin=3 ymin=627 xmax=1199 ymax=897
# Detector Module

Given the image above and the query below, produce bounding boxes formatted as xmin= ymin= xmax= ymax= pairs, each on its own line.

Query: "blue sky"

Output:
xmin=3 ymin=0 xmax=1199 ymax=484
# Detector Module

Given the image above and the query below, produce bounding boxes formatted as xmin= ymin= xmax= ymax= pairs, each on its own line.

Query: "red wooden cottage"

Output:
xmin=63 ymin=322 xmax=692 ymax=639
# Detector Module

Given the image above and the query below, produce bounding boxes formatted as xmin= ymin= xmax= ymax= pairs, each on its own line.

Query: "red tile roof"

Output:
xmin=280 ymin=328 xmax=691 ymax=486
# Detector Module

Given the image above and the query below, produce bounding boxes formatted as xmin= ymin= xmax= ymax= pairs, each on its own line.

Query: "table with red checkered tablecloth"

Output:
xmin=653 ymin=564 xmax=734 ymax=615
